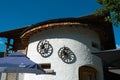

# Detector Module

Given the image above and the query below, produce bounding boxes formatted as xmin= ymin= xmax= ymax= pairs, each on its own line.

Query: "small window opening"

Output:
xmin=38 ymin=63 xmax=55 ymax=74
xmin=39 ymin=63 xmax=51 ymax=69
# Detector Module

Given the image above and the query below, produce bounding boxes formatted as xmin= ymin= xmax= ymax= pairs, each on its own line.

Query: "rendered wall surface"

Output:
xmin=25 ymin=26 xmax=104 ymax=80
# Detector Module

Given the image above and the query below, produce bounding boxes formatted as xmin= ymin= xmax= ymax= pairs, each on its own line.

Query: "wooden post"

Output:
xmin=4 ymin=38 xmax=10 ymax=57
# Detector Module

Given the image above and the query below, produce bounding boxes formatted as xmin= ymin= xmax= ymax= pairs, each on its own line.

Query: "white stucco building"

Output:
xmin=23 ymin=24 xmax=103 ymax=80
xmin=0 ymin=14 xmax=118 ymax=80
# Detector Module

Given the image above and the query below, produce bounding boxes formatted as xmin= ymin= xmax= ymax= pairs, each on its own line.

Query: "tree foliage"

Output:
xmin=95 ymin=0 xmax=120 ymax=26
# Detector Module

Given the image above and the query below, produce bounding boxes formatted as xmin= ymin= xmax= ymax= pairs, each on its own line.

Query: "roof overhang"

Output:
xmin=20 ymin=21 xmax=107 ymax=47
xmin=0 ymin=27 xmax=28 ymax=39
xmin=0 ymin=14 xmax=116 ymax=49
xmin=20 ymin=14 xmax=116 ymax=49
xmin=92 ymin=49 xmax=120 ymax=68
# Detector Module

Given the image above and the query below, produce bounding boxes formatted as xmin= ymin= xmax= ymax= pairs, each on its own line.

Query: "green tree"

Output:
xmin=95 ymin=0 xmax=120 ymax=26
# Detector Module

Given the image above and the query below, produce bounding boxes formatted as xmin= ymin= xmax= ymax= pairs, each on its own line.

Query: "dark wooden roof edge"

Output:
xmin=0 ymin=27 xmax=27 ymax=33
xmin=0 ymin=26 xmax=29 ymax=38
xmin=20 ymin=17 xmax=84 ymax=35
xmin=0 ymin=13 xmax=110 ymax=38
xmin=20 ymin=13 xmax=116 ymax=50
xmin=92 ymin=49 xmax=120 ymax=54
xmin=21 ymin=13 xmax=109 ymax=35
xmin=0 ymin=13 xmax=116 ymax=49
xmin=92 ymin=49 xmax=120 ymax=68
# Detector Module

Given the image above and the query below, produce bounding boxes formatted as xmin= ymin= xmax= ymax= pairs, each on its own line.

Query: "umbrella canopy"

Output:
xmin=0 ymin=52 xmax=45 ymax=74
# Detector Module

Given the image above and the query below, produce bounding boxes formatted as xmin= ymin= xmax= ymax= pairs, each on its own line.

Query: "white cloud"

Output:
xmin=116 ymin=44 xmax=120 ymax=49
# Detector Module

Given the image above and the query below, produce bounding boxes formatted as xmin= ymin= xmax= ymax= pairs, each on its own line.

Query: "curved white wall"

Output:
xmin=25 ymin=26 xmax=103 ymax=80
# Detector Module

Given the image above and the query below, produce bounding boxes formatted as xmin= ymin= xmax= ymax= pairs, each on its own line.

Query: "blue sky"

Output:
xmin=0 ymin=0 xmax=120 ymax=52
